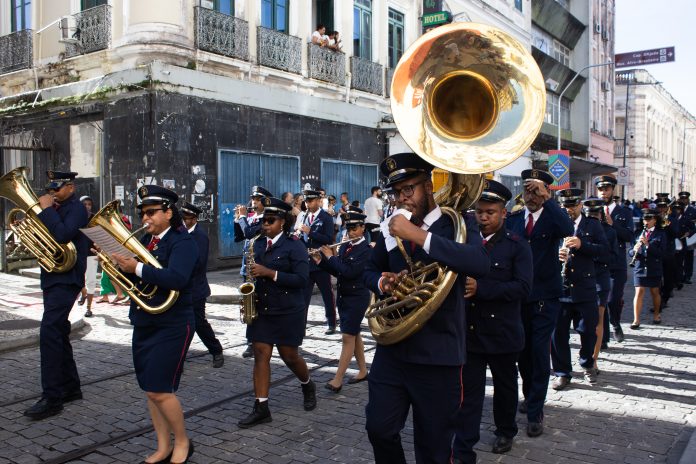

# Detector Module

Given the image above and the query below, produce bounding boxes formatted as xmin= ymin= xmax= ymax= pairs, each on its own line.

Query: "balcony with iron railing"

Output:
xmin=0 ymin=29 xmax=33 ymax=74
xmin=257 ymin=27 xmax=301 ymax=74
xmin=65 ymin=5 xmax=112 ymax=58
xmin=350 ymin=56 xmax=383 ymax=95
xmin=307 ymin=43 xmax=345 ymax=86
xmin=194 ymin=7 xmax=249 ymax=61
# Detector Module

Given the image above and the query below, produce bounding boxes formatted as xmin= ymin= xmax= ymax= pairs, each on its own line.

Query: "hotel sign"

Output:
xmin=422 ymin=11 xmax=451 ymax=27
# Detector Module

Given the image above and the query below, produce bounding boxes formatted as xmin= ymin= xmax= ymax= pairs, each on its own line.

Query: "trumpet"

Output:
xmin=308 ymin=237 xmax=362 ymax=257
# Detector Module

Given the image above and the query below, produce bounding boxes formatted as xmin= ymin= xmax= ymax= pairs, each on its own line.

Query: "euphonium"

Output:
xmin=239 ymin=235 xmax=259 ymax=324
xmin=87 ymin=200 xmax=178 ymax=314
xmin=0 ymin=167 xmax=77 ymax=273
xmin=366 ymin=22 xmax=545 ymax=345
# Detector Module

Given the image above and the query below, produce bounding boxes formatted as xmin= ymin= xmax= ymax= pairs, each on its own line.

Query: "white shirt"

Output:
xmin=135 ymin=226 xmax=171 ymax=277
xmin=607 ymin=202 xmax=616 ymax=216
xmin=187 ymin=223 xmax=196 ymax=233
xmin=573 ymin=215 xmax=582 ymax=234
xmin=524 ymin=206 xmax=544 ymax=226
xmin=364 ymin=196 xmax=383 ymax=223
xmin=309 ymin=30 xmax=323 ymax=44
xmin=265 ymin=232 xmax=283 ymax=281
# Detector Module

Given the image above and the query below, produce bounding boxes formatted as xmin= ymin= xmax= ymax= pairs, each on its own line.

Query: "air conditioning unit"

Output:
xmin=59 ymin=15 xmax=79 ymax=44
xmin=601 ymin=80 xmax=611 ymax=91
xmin=594 ymin=23 xmax=601 ymax=33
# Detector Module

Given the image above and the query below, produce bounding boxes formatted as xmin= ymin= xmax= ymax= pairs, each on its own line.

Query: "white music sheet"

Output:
xmin=80 ymin=226 xmax=137 ymax=259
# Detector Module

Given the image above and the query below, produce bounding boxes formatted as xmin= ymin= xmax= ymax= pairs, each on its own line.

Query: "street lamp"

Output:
xmin=557 ymin=61 xmax=613 ymax=151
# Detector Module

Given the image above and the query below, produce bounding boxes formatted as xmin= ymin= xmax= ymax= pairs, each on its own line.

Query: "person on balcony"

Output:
xmin=309 ymin=24 xmax=328 ymax=47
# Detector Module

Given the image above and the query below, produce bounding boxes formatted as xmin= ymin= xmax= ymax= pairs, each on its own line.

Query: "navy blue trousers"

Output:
xmin=453 ymin=351 xmax=519 ymax=464
xmin=41 ymin=284 xmax=82 ymax=400
xmin=606 ymin=268 xmax=628 ymax=336
xmin=685 ymin=249 xmax=694 ymax=280
xmin=193 ymin=298 xmax=222 ymax=355
xmin=518 ymin=299 xmax=559 ymax=423
xmin=365 ymin=347 xmax=461 ymax=464
xmin=303 ymin=269 xmax=336 ymax=328
xmin=552 ymin=300 xmax=598 ymax=377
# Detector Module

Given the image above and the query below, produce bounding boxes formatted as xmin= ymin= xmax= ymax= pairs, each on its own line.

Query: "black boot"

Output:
xmin=238 ymin=399 xmax=272 ymax=428
xmin=24 ymin=397 xmax=63 ymax=420
xmin=301 ymin=380 xmax=317 ymax=411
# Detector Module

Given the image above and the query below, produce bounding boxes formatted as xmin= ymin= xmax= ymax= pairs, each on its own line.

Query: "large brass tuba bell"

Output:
xmin=0 ymin=167 xmax=77 ymax=273
xmin=87 ymin=200 xmax=179 ymax=314
xmin=366 ymin=23 xmax=545 ymax=345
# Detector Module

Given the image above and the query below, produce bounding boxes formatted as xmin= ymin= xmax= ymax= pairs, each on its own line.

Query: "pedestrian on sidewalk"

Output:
xmin=363 ymin=186 xmax=383 ymax=243
xmin=24 ymin=171 xmax=88 ymax=420
xmin=182 ymin=201 xmax=224 ymax=368
xmin=97 ymin=213 xmax=130 ymax=305
xmin=78 ymin=195 xmax=99 ymax=318
xmin=630 ymin=209 xmax=666 ymax=328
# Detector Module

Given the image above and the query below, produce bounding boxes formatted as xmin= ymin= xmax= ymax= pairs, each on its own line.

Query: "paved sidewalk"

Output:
xmin=0 ymin=269 xmax=694 ymax=463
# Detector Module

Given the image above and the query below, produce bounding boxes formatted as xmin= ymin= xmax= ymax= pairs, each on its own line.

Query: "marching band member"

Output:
xmin=181 ymin=201 xmax=224 ymax=368
xmin=595 ymin=175 xmax=634 ymax=345
xmin=238 ymin=197 xmax=316 ymax=428
xmin=300 ymin=188 xmax=337 ymax=334
xmin=551 ymin=189 xmax=608 ymax=389
xmin=314 ymin=209 xmax=371 ymax=392
xmin=506 ymin=169 xmax=573 ymax=437
xmin=629 ymin=209 xmax=667 ymax=328
xmin=24 ymin=171 xmax=89 ymax=420
xmin=453 ymin=180 xmax=532 ymax=461
xmin=363 ymin=153 xmax=489 ymax=464
xmin=656 ymin=197 xmax=680 ymax=311
xmin=235 ymin=185 xmax=271 ymax=358
xmin=677 ymin=191 xmax=696 ymax=284
xmin=111 ymin=186 xmax=197 ymax=464
xmin=673 ymin=203 xmax=695 ymax=287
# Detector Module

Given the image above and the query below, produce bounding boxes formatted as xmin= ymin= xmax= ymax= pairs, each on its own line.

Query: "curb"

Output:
xmin=679 ymin=428 xmax=696 ymax=464
xmin=0 ymin=317 xmax=86 ymax=353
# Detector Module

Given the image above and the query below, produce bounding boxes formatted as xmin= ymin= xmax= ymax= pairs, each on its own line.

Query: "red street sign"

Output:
xmin=615 ymin=47 xmax=675 ymax=68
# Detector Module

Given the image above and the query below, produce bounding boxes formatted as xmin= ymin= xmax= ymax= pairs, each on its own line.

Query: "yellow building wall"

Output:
xmin=36 ymin=0 xmax=71 ymax=61
xmin=129 ymin=0 xmax=183 ymax=26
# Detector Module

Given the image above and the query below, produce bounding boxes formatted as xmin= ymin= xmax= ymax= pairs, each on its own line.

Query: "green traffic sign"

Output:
xmin=422 ymin=11 xmax=450 ymax=27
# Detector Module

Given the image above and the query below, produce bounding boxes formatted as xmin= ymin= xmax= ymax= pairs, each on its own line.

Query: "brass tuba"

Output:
xmin=0 ymin=167 xmax=77 ymax=273
xmin=87 ymin=200 xmax=178 ymax=314
xmin=366 ymin=23 xmax=545 ymax=345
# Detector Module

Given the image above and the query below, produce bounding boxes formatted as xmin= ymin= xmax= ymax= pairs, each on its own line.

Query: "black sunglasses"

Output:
xmin=138 ymin=208 xmax=165 ymax=218
xmin=262 ymin=217 xmax=278 ymax=225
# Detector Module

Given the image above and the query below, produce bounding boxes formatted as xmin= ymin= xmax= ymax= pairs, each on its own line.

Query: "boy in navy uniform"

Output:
xmin=24 ymin=171 xmax=89 ymax=420
xmin=506 ymin=169 xmax=574 ymax=437
xmin=595 ymin=175 xmax=634 ymax=344
xmin=677 ymin=192 xmax=696 ymax=284
xmin=363 ymin=153 xmax=490 ymax=464
xmin=235 ymin=185 xmax=271 ymax=358
xmin=656 ymin=197 xmax=680 ymax=310
xmin=300 ymin=189 xmax=337 ymax=334
xmin=551 ymin=189 xmax=608 ymax=389
xmin=453 ymin=180 xmax=532 ymax=462
xmin=181 ymin=201 xmax=224 ymax=368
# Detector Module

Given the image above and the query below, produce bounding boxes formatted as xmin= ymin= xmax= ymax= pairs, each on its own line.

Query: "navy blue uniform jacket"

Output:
xmin=466 ymin=229 xmax=532 ymax=354
xmin=37 ymin=193 xmax=89 ymax=290
xmin=302 ymin=209 xmax=334 ymax=273
xmin=562 ymin=216 xmax=609 ymax=303
xmin=363 ymin=212 xmax=490 ymax=366
xmin=609 ymin=205 xmax=634 ymax=270
xmin=254 ymin=234 xmax=309 ymax=315
xmin=129 ymin=228 xmax=198 ymax=327
xmin=506 ymin=199 xmax=574 ymax=301
xmin=319 ymin=240 xmax=371 ymax=298
xmin=677 ymin=214 xmax=696 ymax=240
xmin=661 ymin=214 xmax=680 ymax=255
xmin=599 ymin=222 xmax=619 ymax=275
xmin=629 ymin=228 xmax=666 ymax=278
xmin=234 ymin=214 xmax=262 ymax=242
xmin=190 ymin=225 xmax=211 ymax=301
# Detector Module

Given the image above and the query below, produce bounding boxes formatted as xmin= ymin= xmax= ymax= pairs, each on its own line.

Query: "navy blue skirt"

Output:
xmin=246 ymin=310 xmax=305 ymax=347
xmin=337 ymin=293 xmax=370 ymax=336
xmin=633 ymin=275 xmax=661 ymax=288
xmin=132 ymin=323 xmax=193 ymax=393
xmin=596 ymin=271 xmax=612 ymax=306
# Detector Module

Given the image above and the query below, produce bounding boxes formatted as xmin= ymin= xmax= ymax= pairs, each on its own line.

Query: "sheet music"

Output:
xmin=381 ymin=208 xmax=412 ymax=251
xmin=80 ymin=226 xmax=137 ymax=259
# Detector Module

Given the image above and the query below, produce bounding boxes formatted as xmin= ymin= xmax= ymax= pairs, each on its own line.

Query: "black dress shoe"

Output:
xmin=238 ymin=400 xmax=272 ymax=428
xmin=347 ymin=375 xmax=368 ymax=384
xmin=241 ymin=345 xmax=254 ymax=359
xmin=527 ymin=422 xmax=544 ymax=437
xmin=62 ymin=390 xmax=83 ymax=403
xmin=170 ymin=440 xmax=194 ymax=464
xmin=212 ymin=353 xmax=224 ymax=368
xmin=492 ymin=436 xmax=513 ymax=454
xmin=600 ymin=341 xmax=608 ymax=350
xmin=613 ymin=326 xmax=625 ymax=343
xmin=142 ymin=450 xmax=172 ymax=464
xmin=518 ymin=399 xmax=528 ymax=414
xmin=302 ymin=380 xmax=317 ymax=411
xmin=651 ymin=318 xmax=662 ymax=325
xmin=685 ymin=279 xmax=692 ymax=284
xmin=630 ymin=323 xmax=640 ymax=330
xmin=324 ymin=382 xmax=342 ymax=393
xmin=24 ymin=397 xmax=63 ymax=420
xmin=324 ymin=328 xmax=336 ymax=335
xmin=551 ymin=376 xmax=570 ymax=391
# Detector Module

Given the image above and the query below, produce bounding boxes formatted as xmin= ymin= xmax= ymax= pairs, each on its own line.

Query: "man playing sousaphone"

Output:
xmin=362 ymin=152 xmax=489 ymax=463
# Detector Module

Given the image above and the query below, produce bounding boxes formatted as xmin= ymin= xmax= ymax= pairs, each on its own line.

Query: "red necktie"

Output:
xmin=410 ymin=241 xmax=417 ymax=254
xmin=345 ymin=243 xmax=353 ymax=255
xmin=606 ymin=206 xmax=610 ymax=217
xmin=525 ymin=214 xmax=534 ymax=237
xmin=309 ymin=214 xmax=314 ymax=224
xmin=482 ymin=239 xmax=487 ymax=245
xmin=645 ymin=230 xmax=651 ymax=241
xmin=146 ymin=236 xmax=160 ymax=251
xmin=266 ymin=239 xmax=273 ymax=251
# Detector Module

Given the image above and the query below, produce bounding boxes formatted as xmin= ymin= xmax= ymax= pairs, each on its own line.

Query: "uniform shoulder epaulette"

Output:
xmin=507 ymin=209 xmax=524 ymax=217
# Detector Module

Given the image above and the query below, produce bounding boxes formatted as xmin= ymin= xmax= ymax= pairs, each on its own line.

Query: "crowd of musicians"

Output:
xmin=17 ymin=155 xmax=696 ymax=464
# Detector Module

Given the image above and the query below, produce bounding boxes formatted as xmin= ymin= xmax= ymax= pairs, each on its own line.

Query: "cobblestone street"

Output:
xmin=0 ymin=270 xmax=695 ymax=463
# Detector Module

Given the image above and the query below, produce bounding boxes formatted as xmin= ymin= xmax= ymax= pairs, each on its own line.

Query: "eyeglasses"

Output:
xmin=138 ymin=208 xmax=165 ymax=218
xmin=261 ymin=217 xmax=278 ymax=225
xmin=388 ymin=181 xmax=423 ymax=200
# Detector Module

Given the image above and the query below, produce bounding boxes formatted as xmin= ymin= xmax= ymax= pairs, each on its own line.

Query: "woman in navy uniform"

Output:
xmin=363 ymin=153 xmax=490 ymax=464
xmin=629 ymin=208 xmax=667 ymax=328
xmin=314 ymin=209 xmax=371 ymax=392
xmin=24 ymin=171 xmax=89 ymax=420
xmin=238 ymin=197 xmax=317 ymax=428
xmin=453 ymin=180 xmax=532 ymax=462
xmin=111 ymin=186 xmax=197 ymax=464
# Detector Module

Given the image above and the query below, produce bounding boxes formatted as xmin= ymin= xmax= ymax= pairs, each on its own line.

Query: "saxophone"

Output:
xmin=239 ymin=235 xmax=259 ymax=324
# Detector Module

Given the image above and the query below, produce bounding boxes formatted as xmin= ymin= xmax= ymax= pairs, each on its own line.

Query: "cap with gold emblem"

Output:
xmin=250 ymin=186 xmax=272 ymax=198
xmin=136 ymin=185 xmax=179 ymax=209
xmin=521 ymin=169 xmax=554 ymax=185
xmin=678 ymin=191 xmax=690 ymax=198
xmin=343 ymin=211 xmax=367 ymax=225
xmin=45 ymin=170 xmax=78 ymax=190
xmin=180 ymin=201 xmax=202 ymax=216
xmin=642 ymin=208 xmax=659 ymax=218
xmin=303 ymin=189 xmax=321 ymax=200
xmin=262 ymin=197 xmax=292 ymax=215
xmin=582 ymin=197 xmax=605 ymax=212
xmin=379 ymin=152 xmax=434 ymax=187
xmin=593 ymin=175 xmax=617 ymax=188
xmin=479 ymin=179 xmax=512 ymax=204
xmin=557 ymin=188 xmax=584 ymax=206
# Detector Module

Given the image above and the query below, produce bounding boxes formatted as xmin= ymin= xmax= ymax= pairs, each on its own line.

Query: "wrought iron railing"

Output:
xmin=257 ymin=26 xmax=301 ymax=74
xmin=307 ymin=44 xmax=345 ymax=86
xmin=350 ymin=56 xmax=383 ymax=95
xmin=0 ymin=30 xmax=33 ymax=74
xmin=65 ymin=5 xmax=111 ymax=58
xmin=194 ymin=7 xmax=248 ymax=61
xmin=385 ymin=67 xmax=395 ymax=97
